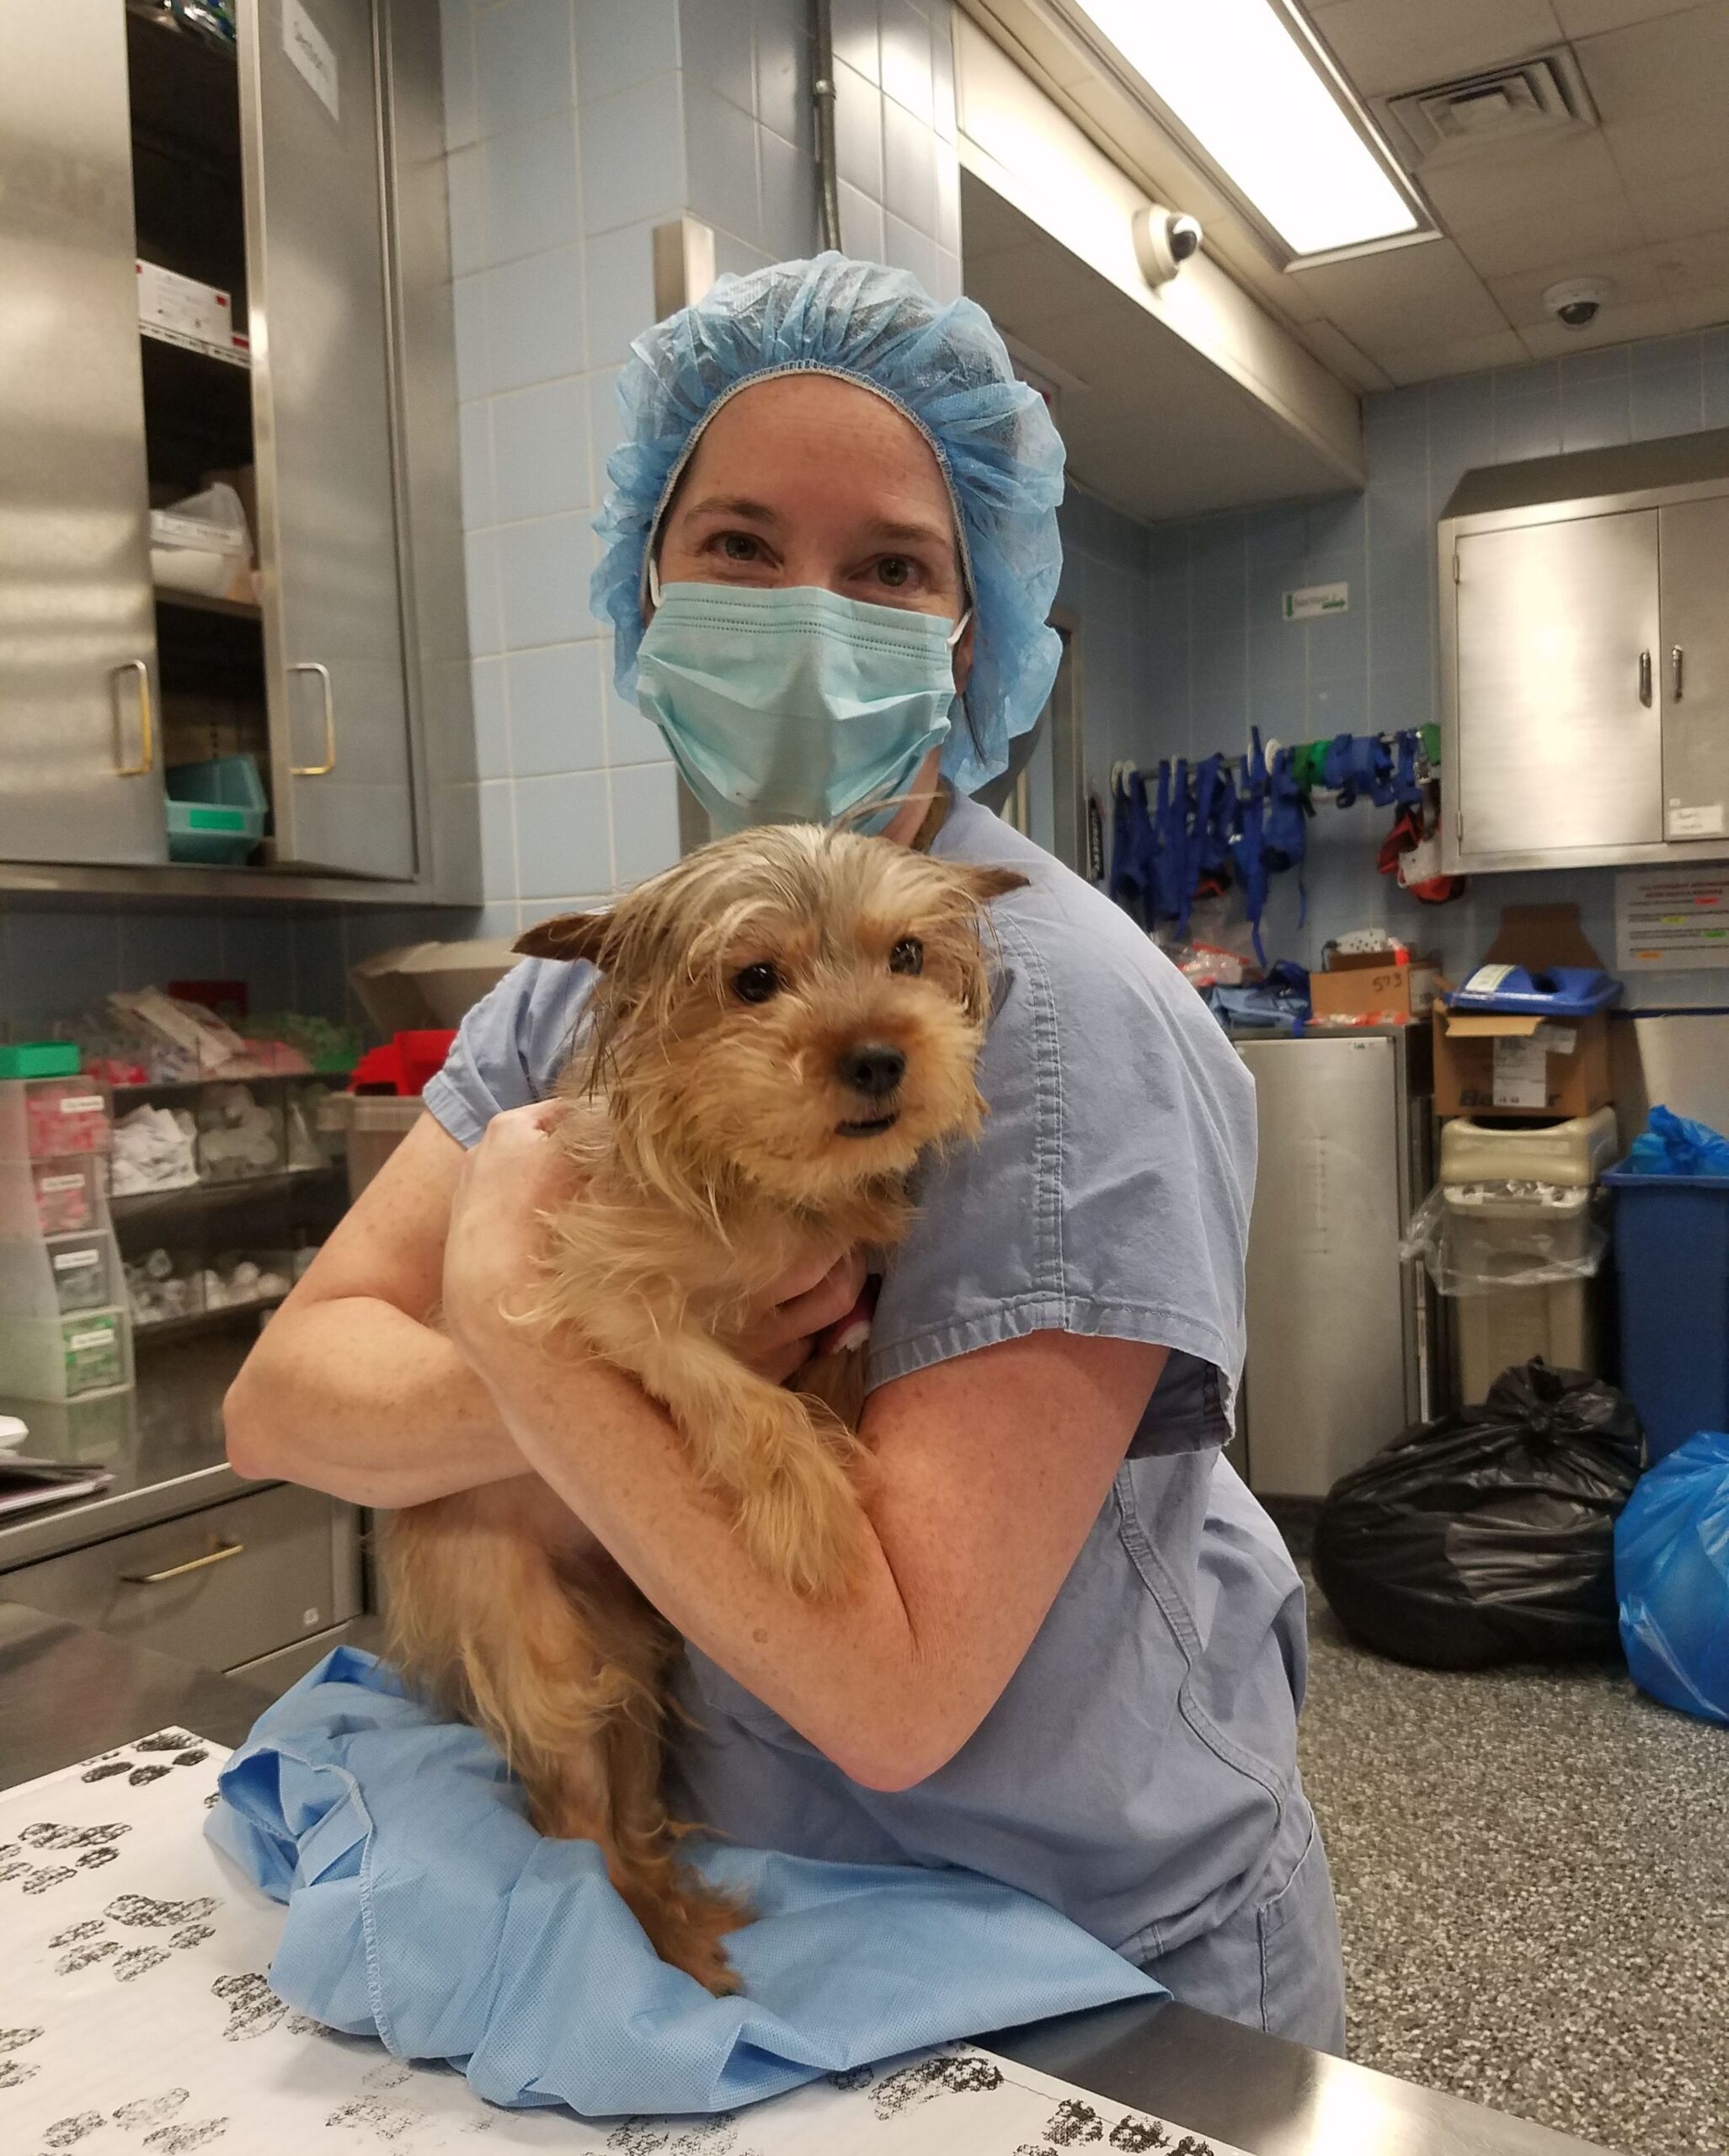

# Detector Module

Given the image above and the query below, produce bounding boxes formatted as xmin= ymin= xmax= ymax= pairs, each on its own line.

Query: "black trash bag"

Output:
xmin=1313 ymin=1361 xmax=1644 ymax=1669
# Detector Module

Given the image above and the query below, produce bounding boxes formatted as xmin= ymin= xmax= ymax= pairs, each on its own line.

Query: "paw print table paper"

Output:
xmin=0 ymin=1732 xmax=1245 ymax=2156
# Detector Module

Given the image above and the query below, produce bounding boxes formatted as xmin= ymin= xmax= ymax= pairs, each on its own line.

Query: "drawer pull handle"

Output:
xmin=120 ymin=1540 xmax=244 ymax=1585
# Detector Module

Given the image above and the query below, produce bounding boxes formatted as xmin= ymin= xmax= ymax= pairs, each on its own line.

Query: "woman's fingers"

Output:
xmin=775 ymin=1248 xmax=868 ymax=1340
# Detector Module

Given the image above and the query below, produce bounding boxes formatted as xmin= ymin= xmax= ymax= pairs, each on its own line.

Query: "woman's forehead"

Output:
xmin=677 ymin=374 xmax=955 ymax=527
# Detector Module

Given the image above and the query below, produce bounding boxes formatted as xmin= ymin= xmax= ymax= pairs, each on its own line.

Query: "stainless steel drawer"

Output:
xmin=1 ymin=1485 xmax=359 ymax=1673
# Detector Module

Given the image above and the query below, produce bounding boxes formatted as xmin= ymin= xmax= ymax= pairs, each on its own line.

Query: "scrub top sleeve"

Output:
xmin=865 ymin=905 xmax=1257 ymax=1423
xmin=421 ymin=957 xmax=597 ymax=1149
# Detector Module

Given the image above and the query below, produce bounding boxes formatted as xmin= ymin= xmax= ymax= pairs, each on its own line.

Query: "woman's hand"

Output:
xmin=738 ymin=1247 xmax=869 ymax=1385
xmin=440 ymin=1100 xmax=863 ymax=1390
xmin=440 ymin=1101 xmax=575 ymax=1375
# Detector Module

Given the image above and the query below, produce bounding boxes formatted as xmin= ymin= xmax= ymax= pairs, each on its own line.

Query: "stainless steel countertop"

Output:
xmin=0 ymin=1331 xmax=254 ymax=1568
xmin=1 ymin=1604 xmax=1609 ymax=2156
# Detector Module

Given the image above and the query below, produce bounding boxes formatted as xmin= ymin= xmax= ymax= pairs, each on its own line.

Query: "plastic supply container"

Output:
xmin=0 ymin=1078 xmax=111 ymax=1160
xmin=1439 ymin=1107 xmax=1619 ymax=1187
xmin=0 ymin=1229 xmax=121 ymax=1319
xmin=123 ymin=1245 xmax=207 ymax=1328
xmin=0 ymin=1308 xmax=133 ymax=1401
xmin=149 ymin=483 xmax=251 ymax=599
xmin=0 ymin=1042 xmax=81 ymax=1081
xmin=1602 ymin=1162 xmax=1729 ymax=1460
xmin=0 ymin=1158 xmax=103 ymax=1238
xmin=1436 ymin=1108 xmax=1618 ymax=1406
xmin=318 ymin=1093 xmax=424 ymax=1202
xmin=163 ymin=758 xmax=269 ymax=867
xmin=195 ymin=1083 xmax=285 ymax=1181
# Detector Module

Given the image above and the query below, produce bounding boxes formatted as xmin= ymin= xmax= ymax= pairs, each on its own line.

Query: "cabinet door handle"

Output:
xmin=289 ymin=661 xmax=337 ymax=776
xmin=120 ymin=1540 xmax=244 ymax=1585
xmin=111 ymin=659 xmax=154 ymax=776
xmin=1639 ymin=649 xmax=1653 ymax=707
xmin=1673 ymin=645 xmax=1685 ymax=701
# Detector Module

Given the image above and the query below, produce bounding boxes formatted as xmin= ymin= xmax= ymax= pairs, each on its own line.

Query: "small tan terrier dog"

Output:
xmin=385 ymin=824 xmax=1024 ymax=1994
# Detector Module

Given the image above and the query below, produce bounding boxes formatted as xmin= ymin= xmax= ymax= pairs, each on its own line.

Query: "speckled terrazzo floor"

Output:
xmin=1294 ymin=1563 xmax=1729 ymax=2155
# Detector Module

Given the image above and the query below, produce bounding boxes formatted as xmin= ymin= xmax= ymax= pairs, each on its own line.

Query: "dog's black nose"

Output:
xmin=836 ymin=1043 xmax=905 ymax=1099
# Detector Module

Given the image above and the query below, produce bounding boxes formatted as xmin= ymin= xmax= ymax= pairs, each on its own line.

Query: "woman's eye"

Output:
xmin=889 ymin=937 xmax=924 ymax=977
xmin=876 ymin=556 xmax=913 ymax=589
xmin=732 ymin=961 xmax=781 ymax=1004
xmin=718 ymin=531 xmax=763 ymax=563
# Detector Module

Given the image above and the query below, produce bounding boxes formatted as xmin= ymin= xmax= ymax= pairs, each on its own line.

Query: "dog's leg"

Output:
xmin=579 ymin=1572 xmax=749 ymax=1996
xmin=587 ymin=1317 xmax=869 ymax=1598
xmin=384 ymin=1487 xmax=747 ymax=1993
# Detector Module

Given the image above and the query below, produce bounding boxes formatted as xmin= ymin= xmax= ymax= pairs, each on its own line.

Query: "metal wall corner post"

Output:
xmin=650 ymin=218 xmax=719 ymax=862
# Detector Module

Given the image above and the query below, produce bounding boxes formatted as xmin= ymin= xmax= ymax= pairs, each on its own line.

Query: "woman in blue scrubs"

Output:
xmin=225 ymin=256 xmax=1346 ymax=2052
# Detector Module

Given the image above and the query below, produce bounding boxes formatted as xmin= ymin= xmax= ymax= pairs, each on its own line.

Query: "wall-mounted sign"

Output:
xmin=1283 ymin=580 xmax=1348 ymax=621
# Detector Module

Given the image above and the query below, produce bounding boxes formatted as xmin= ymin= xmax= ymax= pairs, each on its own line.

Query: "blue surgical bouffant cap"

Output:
xmin=590 ymin=253 xmax=1067 ymax=795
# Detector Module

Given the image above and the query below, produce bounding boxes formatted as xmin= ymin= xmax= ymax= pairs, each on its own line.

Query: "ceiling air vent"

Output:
xmin=1378 ymin=48 xmax=1598 ymax=168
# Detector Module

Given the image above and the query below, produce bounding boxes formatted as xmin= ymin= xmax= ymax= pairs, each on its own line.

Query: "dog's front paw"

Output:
xmin=736 ymin=1442 xmax=866 ymax=1598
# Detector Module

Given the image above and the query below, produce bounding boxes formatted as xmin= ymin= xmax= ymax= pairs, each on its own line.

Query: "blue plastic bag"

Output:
xmin=1614 ymin=1430 xmax=1729 ymax=1724
xmin=1625 ymin=1105 xmax=1729 ymax=1179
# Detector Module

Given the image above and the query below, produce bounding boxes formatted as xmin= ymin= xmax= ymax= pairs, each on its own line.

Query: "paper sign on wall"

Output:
xmin=1283 ymin=580 xmax=1348 ymax=621
xmin=1615 ymin=867 xmax=1729 ymax=971
xmin=283 ymin=0 xmax=339 ymax=122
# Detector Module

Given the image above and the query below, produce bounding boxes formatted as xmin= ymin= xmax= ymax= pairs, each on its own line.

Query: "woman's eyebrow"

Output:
xmin=859 ymin=516 xmax=952 ymax=549
xmin=682 ymin=494 xmax=782 ymax=526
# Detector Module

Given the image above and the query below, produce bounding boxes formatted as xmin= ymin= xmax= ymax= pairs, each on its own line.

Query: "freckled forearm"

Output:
xmin=476 ymin=1332 xmax=957 ymax=1785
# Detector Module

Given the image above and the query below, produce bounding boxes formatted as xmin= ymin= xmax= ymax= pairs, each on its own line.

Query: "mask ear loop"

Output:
xmin=647 ymin=556 xmax=663 ymax=609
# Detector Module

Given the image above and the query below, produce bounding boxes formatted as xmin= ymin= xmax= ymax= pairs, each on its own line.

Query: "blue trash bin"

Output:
xmin=1603 ymin=1162 xmax=1729 ymax=1461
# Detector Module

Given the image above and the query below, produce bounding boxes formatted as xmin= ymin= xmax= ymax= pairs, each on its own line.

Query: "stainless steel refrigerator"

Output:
xmin=1231 ymin=1029 xmax=1434 ymax=1499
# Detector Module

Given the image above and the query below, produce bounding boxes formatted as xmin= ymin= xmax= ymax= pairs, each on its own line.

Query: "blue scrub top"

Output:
xmin=424 ymin=792 xmax=1309 ymax=1967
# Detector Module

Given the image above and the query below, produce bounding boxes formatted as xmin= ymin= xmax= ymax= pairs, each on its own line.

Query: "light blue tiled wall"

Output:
xmin=1137 ymin=326 xmax=1729 ymax=1004
xmin=1054 ymin=487 xmax=1153 ymax=798
xmin=443 ymin=0 xmax=963 ymax=928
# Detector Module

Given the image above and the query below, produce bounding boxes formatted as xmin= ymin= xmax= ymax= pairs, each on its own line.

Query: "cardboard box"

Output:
xmin=1433 ymin=905 xmax=1615 ymax=1119
xmin=348 ymin=939 xmax=519 ymax=1034
xmin=1310 ymin=948 xmax=1411 ymax=1023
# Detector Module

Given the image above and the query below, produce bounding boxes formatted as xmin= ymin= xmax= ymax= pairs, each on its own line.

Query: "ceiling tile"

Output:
xmin=1554 ymin=0 xmax=1708 ymax=30
xmin=1658 ymin=227 xmax=1729 ymax=291
xmin=1486 ymin=237 xmax=1673 ymax=324
xmin=1573 ymin=4 xmax=1729 ymax=124
xmin=1604 ymin=105 xmax=1729 ymax=188
xmin=1670 ymin=280 xmax=1729 ymax=333
xmin=1293 ymin=317 xmax=1395 ymax=392
xmin=1292 ymin=235 xmax=1508 ymax=351
xmin=1454 ymin=187 xmax=1644 ymax=276
xmin=1305 ymin=0 xmax=1563 ymax=100
xmin=1376 ymin=328 xmax=1531 ymax=386
xmin=1517 ymin=292 xmax=1681 ymax=355
xmin=1417 ymin=130 xmax=1626 ymax=232
xmin=1622 ymin=164 xmax=1729 ymax=243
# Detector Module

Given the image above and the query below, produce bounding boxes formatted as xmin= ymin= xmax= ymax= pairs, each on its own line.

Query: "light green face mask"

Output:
xmin=635 ymin=571 xmax=968 ymax=835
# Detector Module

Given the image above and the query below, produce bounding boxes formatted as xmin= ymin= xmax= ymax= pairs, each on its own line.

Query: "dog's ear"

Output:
xmin=514 ymin=910 xmax=614 ymax=966
xmin=960 ymin=866 xmax=1030 ymax=906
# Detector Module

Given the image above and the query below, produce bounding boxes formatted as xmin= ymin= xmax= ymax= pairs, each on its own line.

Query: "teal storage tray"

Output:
xmin=166 ymin=798 xmax=265 ymax=866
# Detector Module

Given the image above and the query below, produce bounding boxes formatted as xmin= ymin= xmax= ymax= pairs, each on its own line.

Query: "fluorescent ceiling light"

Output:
xmin=1065 ymin=0 xmax=1421 ymax=258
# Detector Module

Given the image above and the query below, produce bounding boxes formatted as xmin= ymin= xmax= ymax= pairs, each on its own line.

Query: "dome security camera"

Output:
xmin=1544 ymin=276 xmax=1612 ymax=330
xmin=1133 ymin=205 xmax=1204 ymax=289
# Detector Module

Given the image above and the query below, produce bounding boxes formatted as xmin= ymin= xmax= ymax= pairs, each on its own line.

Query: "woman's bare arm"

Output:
xmin=223 ymin=1111 xmax=867 ymax=1509
xmin=222 ymin=1115 xmax=529 ymax=1508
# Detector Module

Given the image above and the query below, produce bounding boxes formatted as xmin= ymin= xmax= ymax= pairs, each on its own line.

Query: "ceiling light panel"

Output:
xmin=1058 ymin=0 xmax=1427 ymax=259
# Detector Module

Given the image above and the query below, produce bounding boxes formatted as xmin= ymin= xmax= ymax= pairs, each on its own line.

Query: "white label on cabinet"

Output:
xmin=1615 ymin=867 xmax=1729 ymax=969
xmin=67 ymin=1327 xmax=113 ymax=1352
xmin=283 ymin=0 xmax=339 ymax=122
xmin=1668 ymin=803 xmax=1726 ymax=838
xmin=51 ymin=1250 xmax=100 ymax=1273
xmin=1282 ymin=580 xmax=1348 ymax=621
xmin=55 ymin=1096 xmax=104 ymax=1117
xmin=39 ymin=1174 xmax=83 ymax=1193
xmin=1492 ymin=1036 xmax=1549 ymax=1109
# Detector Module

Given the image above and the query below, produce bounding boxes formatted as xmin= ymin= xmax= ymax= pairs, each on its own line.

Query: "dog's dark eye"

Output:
xmin=889 ymin=937 xmax=924 ymax=977
xmin=732 ymin=961 xmax=781 ymax=1004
